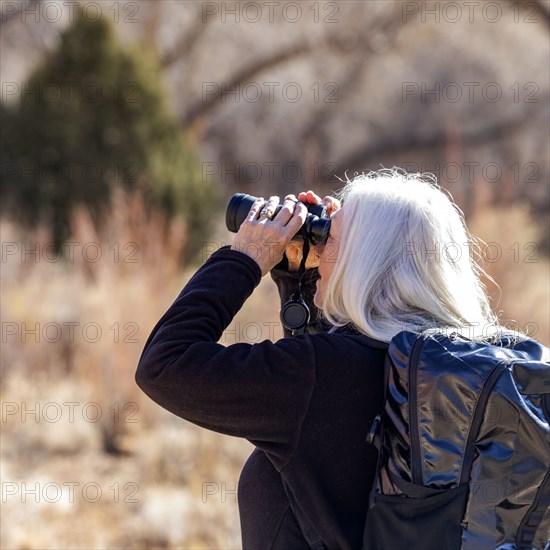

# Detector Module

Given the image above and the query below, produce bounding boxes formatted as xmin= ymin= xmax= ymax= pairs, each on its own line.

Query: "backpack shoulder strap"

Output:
xmin=366 ymin=330 xmax=423 ymax=448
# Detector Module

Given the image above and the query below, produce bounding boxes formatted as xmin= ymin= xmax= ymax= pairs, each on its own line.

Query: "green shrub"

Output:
xmin=1 ymin=7 xmax=217 ymax=261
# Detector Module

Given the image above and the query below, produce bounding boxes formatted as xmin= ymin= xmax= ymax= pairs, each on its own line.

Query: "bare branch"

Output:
xmin=181 ymin=39 xmax=313 ymax=127
xmin=336 ymin=96 xmax=550 ymax=173
xmin=180 ymin=3 xmax=416 ymax=128
xmin=160 ymin=5 xmax=215 ymax=69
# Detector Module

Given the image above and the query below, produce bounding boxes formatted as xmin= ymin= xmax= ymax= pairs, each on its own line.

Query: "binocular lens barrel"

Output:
xmin=226 ymin=193 xmax=331 ymax=245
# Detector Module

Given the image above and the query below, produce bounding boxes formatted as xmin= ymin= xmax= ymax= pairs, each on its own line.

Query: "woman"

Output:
xmin=135 ymin=168 xmax=497 ymax=549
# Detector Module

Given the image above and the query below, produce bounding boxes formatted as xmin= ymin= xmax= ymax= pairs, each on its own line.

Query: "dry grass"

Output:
xmin=0 ymin=190 xmax=270 ymax=549
xmin=469 ymin=205 xmax=549 ymax=345
xmin=1 ymin=194 xmax=547 ymax=549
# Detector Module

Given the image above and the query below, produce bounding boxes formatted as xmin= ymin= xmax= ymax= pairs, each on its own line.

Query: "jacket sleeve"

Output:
xmin=135 ymin=245 xmax=317 ymax=464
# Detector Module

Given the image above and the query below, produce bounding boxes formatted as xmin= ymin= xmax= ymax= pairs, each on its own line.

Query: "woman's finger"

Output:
xmin=285 ymin=241 xmax=303 ymax=271
xmin=322 ymin=196 xmax=341 ymax=216
xmin=298 ymin=190 xmax=322 ymax=204
xmin=245 ymin=197 xmax=265 ymax=222
xmin=322 ymin=196 xmax=341 ymax=207
xmin=274 ymin=197 xmax=298 ymax=226
xmin=258 ymin=196 xmax=279 ymax=222
xmin=283 ymin=202 xmax=308 ymax=239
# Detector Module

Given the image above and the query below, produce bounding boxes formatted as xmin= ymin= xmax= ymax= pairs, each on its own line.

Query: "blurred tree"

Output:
xmin=0 ymin=6 xmax=217 ymax=261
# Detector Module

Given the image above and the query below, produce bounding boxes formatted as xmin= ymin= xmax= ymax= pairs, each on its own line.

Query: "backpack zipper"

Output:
xmin=409 ymin=334 xmax=428 ymax=485
xmin=459 ymin=359 xmax=510 ymax=485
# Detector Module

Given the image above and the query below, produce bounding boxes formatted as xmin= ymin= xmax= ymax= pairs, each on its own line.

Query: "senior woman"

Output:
xmin=135 ymin=168 xmax=497 ymax=549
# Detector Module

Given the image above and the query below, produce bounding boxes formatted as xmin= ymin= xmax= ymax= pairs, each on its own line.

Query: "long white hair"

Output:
xmin=319 ymin=168 xmax=501 ymax=342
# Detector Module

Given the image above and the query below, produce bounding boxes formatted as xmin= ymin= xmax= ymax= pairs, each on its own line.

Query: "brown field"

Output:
xmin=1 ymin=192 xmax=548 ymax=549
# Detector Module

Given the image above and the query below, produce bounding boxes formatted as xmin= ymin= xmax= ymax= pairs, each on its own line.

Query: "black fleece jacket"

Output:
xmin=135 ymin=245 xmax=387 ymax=549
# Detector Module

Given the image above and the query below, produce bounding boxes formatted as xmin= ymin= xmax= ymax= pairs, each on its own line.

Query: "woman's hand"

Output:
xmin=285 ymin=191 xmax=341 ymax=272
xmin=231 ymin=196 xmax=308 ymax=277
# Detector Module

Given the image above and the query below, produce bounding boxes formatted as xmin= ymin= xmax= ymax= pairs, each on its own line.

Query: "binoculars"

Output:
xmin=226 ymin=193 xmax=331 ymax=245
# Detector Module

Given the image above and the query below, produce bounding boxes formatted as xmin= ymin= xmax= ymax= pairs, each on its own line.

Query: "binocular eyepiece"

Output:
xmin=226 ymin=193 xmax=331 ymax=245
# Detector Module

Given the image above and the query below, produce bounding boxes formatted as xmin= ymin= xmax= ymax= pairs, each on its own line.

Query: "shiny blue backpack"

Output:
xmin=363 ymin=329 xmax=550 ymax=550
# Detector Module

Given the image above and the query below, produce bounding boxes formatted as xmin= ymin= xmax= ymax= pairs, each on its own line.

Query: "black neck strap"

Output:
xmin=291 ymin=230 xmax=310 ymax=336
xmin=297 ymin=230 xmax=310 ymax=297
xmin=279 ymin=229 xmax=312 ymax=337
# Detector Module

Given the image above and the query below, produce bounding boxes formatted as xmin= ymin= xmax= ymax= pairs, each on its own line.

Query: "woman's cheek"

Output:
xmin=313 ymin=278 xmax=323 ymax=308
